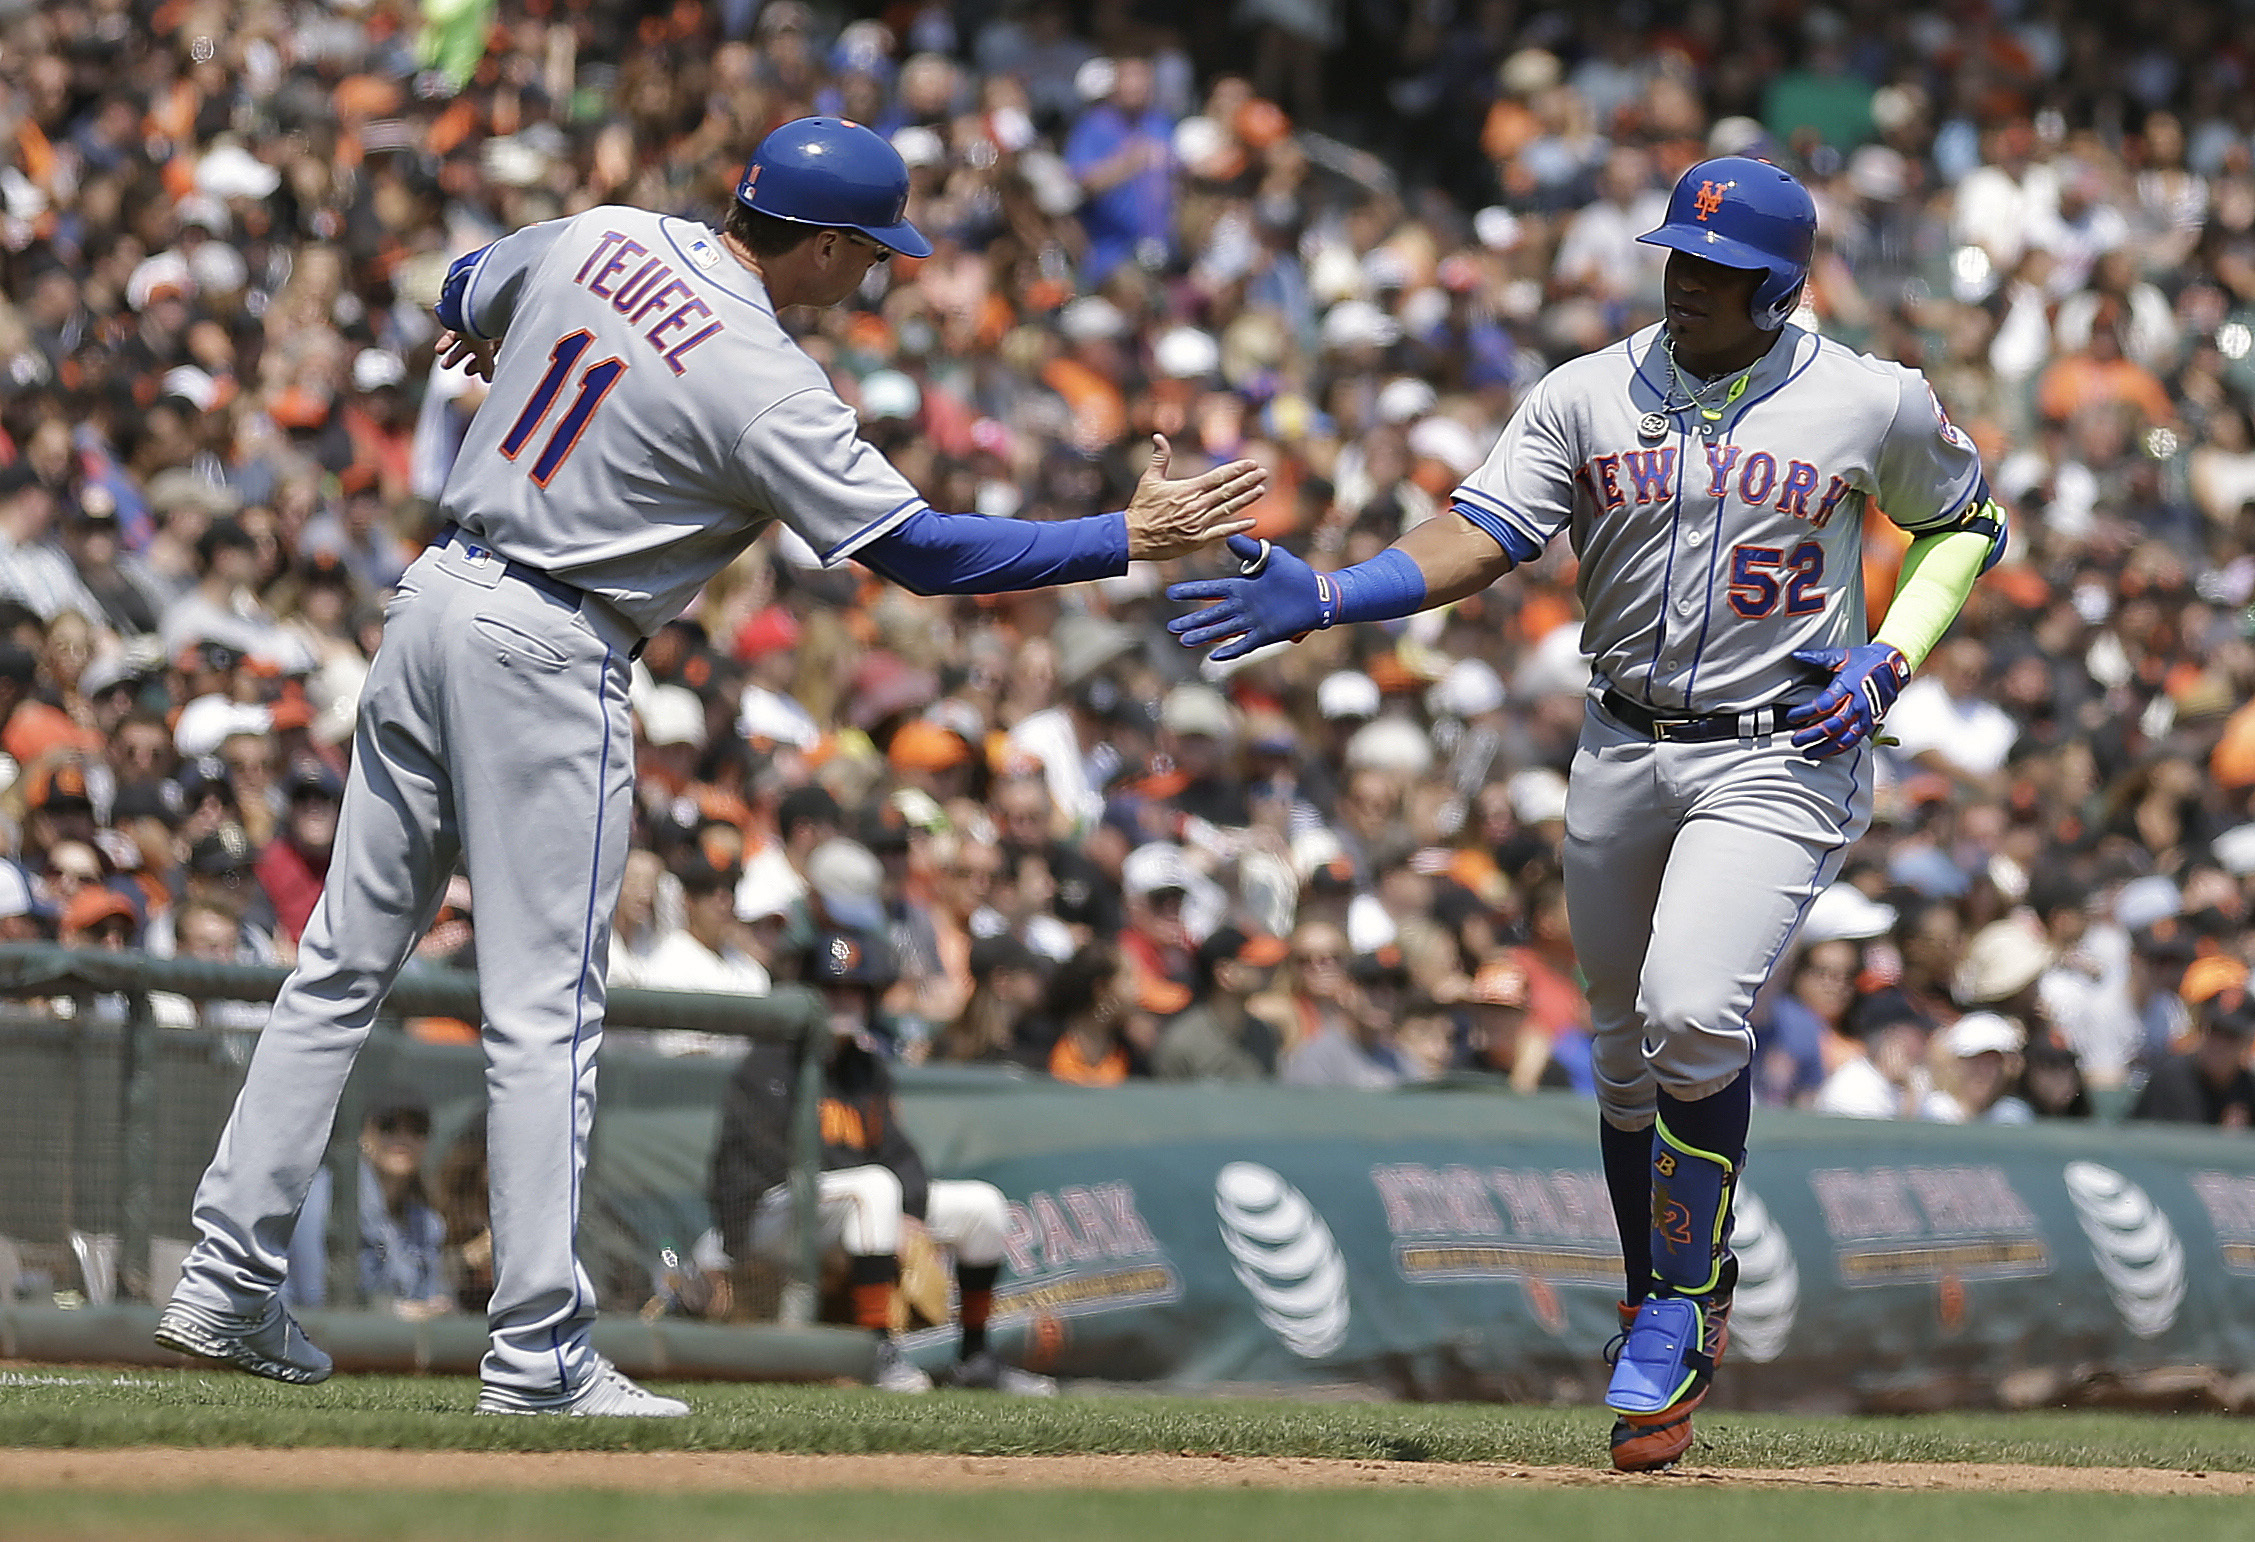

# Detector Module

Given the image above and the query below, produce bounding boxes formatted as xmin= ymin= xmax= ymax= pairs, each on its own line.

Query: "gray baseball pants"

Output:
xmin=172 ymin=537 xmax=639 ymax=1398
xmin=1562 ymin=701 xmax=1873 ymax=1129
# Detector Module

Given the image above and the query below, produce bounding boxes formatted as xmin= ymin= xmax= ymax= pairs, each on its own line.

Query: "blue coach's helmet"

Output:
xmin=734 ymin=116 xmax=933 ymax=259
xmin=1638 ymin=156 xmax=1816 ymax=331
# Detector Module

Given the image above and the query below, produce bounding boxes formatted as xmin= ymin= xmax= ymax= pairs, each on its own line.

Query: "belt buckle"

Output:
xmin=1650 ymin=718 xmax=1687 ymax=743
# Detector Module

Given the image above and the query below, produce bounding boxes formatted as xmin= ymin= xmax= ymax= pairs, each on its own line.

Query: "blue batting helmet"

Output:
xmin=1637 ymin=157 xmax=1816 ymax=331
xmin=733 ymin=116 xmax=933 ymax=260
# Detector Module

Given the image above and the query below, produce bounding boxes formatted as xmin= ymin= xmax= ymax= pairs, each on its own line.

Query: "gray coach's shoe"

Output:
xmin=940 ymin=1348 xmax=1058 ymax=1396
xmin=474 ymin=1358 xmax=690 ymax=1417
xmin=155 ymin=1297 xmax=334 ymax=1385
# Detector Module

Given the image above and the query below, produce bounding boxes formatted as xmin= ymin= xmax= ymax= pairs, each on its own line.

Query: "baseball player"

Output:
xmin=1167 ymin=157 xmax=2003 ymax=1469
xmin=710 ymin=928 xmax=1057 ymax=1394
xmin=156 ymin=116 xmax=1262 ymax=1415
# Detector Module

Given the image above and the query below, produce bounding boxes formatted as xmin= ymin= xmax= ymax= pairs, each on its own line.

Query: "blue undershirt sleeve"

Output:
xmin=433 ymin=245 xmax=493 ymax=337
xmin=856 ymin=508 xmax=1131 ymax=596
xmin=1448 ymin=496 xmax=1541 ymax=565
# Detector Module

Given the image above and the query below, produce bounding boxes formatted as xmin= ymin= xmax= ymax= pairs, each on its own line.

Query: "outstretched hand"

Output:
xmin=1123 ymin=435 xmax=1267 ymax=562
xmin=1165 ymin=535 xmax=1329 ymax=661
xmin=1786 ymin=643 xmax=1910 ymax=758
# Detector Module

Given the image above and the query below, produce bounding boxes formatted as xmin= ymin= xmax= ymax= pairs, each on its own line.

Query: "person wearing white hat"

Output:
xmin=856 ymin=369 xmax=924 ymax=425
xmin=1316 ymin=669 xmax=1380 ymax=723
xmin=1754 ymin=932 xmax=1866 ymax=1107
xmin=1405 ymin=417 xmax=1485 ymax=480
xmin=1427 ymin=657 xmax=1505 ymax=721
xmin=1954 ymin=917 xmax=2054 ymax=1012
xmin=1153 ymin=327 xmax=1221 ymax=381
xmin=1920 ymin=1011 xmax=2032 ymax=1124
xmin=1319 ymin=299 xmax=1402 ymax=353
xmin=1156 ymin=684 xmax=1248 ymax=826
xmin=1797 ymin=882 xmax=1896 ymax=946
xmin=1344 ymin=717 xmax=1434 ymax=778
xmin=1375 ymin=377 xmax=1439 ymax=425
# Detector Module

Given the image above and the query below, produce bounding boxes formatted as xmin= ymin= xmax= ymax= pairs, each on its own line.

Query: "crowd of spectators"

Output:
xmin=4 ymin=0 xmax=2255 ymax=1138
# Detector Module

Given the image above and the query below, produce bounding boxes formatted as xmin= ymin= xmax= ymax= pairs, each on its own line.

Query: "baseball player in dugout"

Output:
xmin=155 ymin=117 xmax=1262 ymax=1415
xmin=1169 ymin=157 xmax=2006 ymax=1471
xmin=709 ymin=929 xmax=1056 ymax=1394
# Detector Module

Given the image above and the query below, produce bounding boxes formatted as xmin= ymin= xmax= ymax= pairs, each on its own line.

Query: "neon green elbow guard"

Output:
xmin=1872 ymin=525 xmax=1992 ymax=670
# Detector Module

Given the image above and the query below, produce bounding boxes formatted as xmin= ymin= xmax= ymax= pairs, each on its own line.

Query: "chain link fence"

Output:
xmin=0 ymin=946 xmax=826 ymax=1324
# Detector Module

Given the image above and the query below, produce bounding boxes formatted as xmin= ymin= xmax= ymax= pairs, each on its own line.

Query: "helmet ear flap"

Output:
xmin=1750 ymin=268 xmax=1804 ymax=331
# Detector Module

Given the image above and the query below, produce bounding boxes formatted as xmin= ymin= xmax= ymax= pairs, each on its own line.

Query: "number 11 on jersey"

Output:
xmin=501 ymin=330 xmax=628 ymax=488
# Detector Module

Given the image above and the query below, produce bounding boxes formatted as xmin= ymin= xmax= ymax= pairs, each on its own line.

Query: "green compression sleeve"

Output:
xmin=1872 ymin=527 xmax=1989 ymax=670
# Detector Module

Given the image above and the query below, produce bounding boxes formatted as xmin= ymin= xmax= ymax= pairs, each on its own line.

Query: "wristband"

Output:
xmin=1324 ymin=547 xmax=1428 ymax=627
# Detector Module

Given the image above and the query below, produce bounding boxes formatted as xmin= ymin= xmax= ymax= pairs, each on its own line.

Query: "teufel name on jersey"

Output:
xmin=571 ymin=229 xmax=726 ymax=375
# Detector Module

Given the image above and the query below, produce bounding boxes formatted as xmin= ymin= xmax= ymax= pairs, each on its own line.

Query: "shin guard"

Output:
xmin=1649 ymin=1118 xmax=1736 ymax=1296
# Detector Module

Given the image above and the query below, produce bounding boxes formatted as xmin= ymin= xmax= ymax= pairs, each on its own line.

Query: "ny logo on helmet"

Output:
xmin=1693 ymin=180 xmax=1728 ymax=221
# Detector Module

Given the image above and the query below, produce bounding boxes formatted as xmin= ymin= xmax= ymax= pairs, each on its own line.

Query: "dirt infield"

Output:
xmin=0 ymin=1449 xmax=2246 ymax=1496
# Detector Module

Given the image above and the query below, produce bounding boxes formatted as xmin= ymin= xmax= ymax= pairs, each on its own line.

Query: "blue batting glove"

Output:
xmin=1165 ymin=535 xmax=1331 ymax=661
xmin=1786 ymin=644 xmax=1911 ymax=758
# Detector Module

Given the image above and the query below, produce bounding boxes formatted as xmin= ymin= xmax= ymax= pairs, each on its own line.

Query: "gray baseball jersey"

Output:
xmin=1447 ymin=321 xmax=1982 ymax=1126
xmin=442 ymin=204 xmax=926 ymax=633
xmin=1454 ymin=321 xmax=1983 ymax=713
xmin=171 ymin=208 xmax=931 ymax=1405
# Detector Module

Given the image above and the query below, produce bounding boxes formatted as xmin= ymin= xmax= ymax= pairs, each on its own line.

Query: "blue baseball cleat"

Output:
xmin=1604 ymin=1262 xmax=1734 ymax=1472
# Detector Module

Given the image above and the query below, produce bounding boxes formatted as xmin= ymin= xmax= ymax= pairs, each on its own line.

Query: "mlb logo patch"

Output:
xmin=687 ymin=238 xmax=720 ymax=269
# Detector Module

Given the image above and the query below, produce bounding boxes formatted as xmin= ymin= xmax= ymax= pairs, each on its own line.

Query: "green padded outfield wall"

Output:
xmin=12 ymin=1017 xmax=2255 ymax=1410
xmin=882 ymin=1075 xmax=2255 ymax=1409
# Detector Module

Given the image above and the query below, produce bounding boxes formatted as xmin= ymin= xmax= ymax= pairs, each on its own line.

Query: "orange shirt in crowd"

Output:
xmin=5 ymin=703 xmax=104 ymax=767
xmin=2036 ymin=353 xmax=2173 ymax=426
xmin=1049 ymin=1033 xmax=1129 ymax=1086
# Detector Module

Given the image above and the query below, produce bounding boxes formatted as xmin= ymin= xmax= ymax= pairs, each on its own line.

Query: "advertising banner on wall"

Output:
xmin=891 ymin=1080 xmax=2255 ymax=1410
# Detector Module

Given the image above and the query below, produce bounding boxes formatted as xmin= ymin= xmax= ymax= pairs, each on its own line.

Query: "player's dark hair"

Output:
xmin=723 ymin=203 xmax=824 ymax=259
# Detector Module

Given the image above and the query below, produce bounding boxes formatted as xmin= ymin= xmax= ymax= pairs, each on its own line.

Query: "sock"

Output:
xmin=957 ymin=1262 xmax=998 ymax=1359
xmin=847 ymin=1253 xmax=899 ymax=1333
xmin=1656 ymin=1067 xmax=1752 ymax=1172
xmin=1599 ymin=1119 xmax=1655 ymax=1306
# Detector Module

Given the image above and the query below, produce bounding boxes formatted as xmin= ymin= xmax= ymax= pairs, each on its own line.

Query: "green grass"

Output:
xmin=7 ymin=1368 xmax=2255 ymax=1473
xmin=7 ymin=1487 xmax=2255 ymax=1542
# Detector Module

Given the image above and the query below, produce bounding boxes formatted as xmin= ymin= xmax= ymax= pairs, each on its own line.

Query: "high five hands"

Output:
xmin=1164 ymin=535 xmax=1329 ymax=661
xmin=1123 ymin=435 xmax=1268 ymax=562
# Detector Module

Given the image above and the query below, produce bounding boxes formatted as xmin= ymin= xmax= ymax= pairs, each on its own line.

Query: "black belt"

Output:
xmin=1600 ymin=689 xmax=1792 ymax=743
xmin=435 ymin=525 xmax=646 ymax=660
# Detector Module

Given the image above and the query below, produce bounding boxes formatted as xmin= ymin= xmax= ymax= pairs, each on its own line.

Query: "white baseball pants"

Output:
xmin=746 ymin=1167 xmax=1009 ymax=1265
xmin=1563 ymin=701 xmax=1873 ymax=1129
xmin=172 ymin=538 xmax=642 ymax=1399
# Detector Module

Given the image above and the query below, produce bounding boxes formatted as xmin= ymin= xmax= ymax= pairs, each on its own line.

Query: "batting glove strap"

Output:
xmin=1785 ymin=643 xmax=1909 ymax=759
